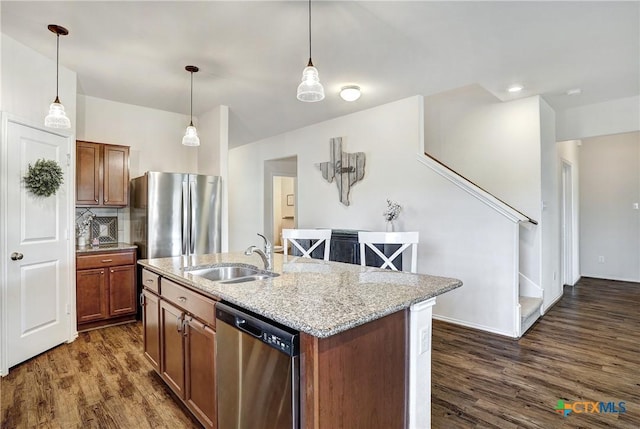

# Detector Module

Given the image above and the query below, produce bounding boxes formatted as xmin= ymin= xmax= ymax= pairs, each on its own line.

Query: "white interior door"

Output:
xmin=3 ymin=118 xmax=72 ymax=371
xmin=561 ymin=161 xmax=573 ymax=286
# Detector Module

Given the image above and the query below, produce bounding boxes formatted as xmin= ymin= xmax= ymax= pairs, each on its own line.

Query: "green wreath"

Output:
xmin=23 ymin=159 xmax=64 ymax=197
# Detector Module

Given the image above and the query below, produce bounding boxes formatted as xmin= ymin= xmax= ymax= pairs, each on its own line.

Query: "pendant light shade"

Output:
xmin=297 ymin=0 xmax=324 ymax=102
xmin=44 ymin=25 xmax=71 ymax=129
xmin=182 ymin=65 xmax=200 ymax=147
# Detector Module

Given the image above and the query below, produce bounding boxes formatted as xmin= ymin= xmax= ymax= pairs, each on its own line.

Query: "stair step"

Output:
xmin=519 ymin=296 xmax=542 ymax=320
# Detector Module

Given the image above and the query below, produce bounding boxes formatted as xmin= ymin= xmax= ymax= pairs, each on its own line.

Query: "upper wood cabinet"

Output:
xmin=76 ymin=141 xmax=130 ymax=207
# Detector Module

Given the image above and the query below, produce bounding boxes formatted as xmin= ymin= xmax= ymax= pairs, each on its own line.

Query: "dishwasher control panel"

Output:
xmin=264 ymin=333 xmax=292 ymax=354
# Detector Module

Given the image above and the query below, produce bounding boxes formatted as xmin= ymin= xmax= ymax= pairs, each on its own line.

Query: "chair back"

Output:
xmin=283 ymin=229 xmax=332 ymax=261
xmin=358 ymin=231 xmax=419 ymax=273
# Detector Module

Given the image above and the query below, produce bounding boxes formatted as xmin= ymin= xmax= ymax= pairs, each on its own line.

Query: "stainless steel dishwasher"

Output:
xmin=216 ymin=302 xmax=299 ymax=429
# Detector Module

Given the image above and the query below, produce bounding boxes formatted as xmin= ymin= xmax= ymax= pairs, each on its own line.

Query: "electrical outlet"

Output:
xmin=598 ymin=256 xmax=605 ymax=263
xmin=633 ymin=203 xmax=639 ymax=210
xmin=553 ymin=271 xmax=557 ymax=280
xmin=419 ymin=327 xmax=430 ymax=355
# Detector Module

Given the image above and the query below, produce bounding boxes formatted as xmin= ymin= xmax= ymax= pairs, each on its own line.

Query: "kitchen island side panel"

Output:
xmin=300 ymin=310 xmax=407 ymax=429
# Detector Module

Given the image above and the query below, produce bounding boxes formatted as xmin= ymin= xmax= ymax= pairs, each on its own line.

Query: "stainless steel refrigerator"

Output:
xmin=130 ymin=172 xmax=222 ymax=259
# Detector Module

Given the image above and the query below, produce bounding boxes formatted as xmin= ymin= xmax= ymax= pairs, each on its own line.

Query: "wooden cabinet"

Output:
xmin=76 ymin=140 xmax=129 ymax=207
xmin=76 ymin=268 xmax=108 ymax=323
xmin=141 ymin=270 xmax=217 ymax=429
xmin=142 ymin=289 xmax=160 ymax=371
xmin=184 ymin=317 xmax=216 ymax=429
xmin=160 ymin=299 xmax=186 ymax=397
xmin=76 ymin=249 xmax=137 ymax=331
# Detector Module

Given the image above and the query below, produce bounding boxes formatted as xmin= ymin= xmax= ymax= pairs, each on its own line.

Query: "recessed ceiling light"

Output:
xmin=507 ymin=84 xmax=524 ymax=93
xmin=566 ymin=88 xmax=582 ymax=96
xmin=340 ymin=85 xmax=361 ymax=101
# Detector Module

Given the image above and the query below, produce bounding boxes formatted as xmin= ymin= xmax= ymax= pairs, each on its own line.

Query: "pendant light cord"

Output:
xmin=189 ymin=71 xmax=194 ymax=126
xmin=307 ymin=0 xmax=313 ymax=67
xmin=55 ymin=34 xmax=60 ymax=102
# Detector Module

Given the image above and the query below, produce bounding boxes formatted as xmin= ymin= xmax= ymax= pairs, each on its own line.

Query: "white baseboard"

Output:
xmin=580 ymin=274 xmax=640 ymax=284
xmin=432 ymin=314 xmax=517 ymax=338
xmin=542 ymin=292 xmax=564 ymax=314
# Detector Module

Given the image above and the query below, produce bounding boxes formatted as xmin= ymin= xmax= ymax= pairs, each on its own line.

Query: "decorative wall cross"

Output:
xmin=317 ymin=137 xmax=365 ymax=206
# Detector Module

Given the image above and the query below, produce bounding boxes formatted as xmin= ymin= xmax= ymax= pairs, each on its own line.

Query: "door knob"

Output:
xmin=10 ymin=252 xmax=24 ymax=261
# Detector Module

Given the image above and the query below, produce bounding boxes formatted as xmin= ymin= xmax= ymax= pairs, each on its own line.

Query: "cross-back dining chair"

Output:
xmin=358 ymin=231 xmax=419 ymax=273
xmin=282 ymin=229 xmax=332 ymax=261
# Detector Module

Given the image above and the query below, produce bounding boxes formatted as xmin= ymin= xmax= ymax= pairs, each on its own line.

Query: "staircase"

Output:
xmin=519 ymin=296 xmax=543 ymax=335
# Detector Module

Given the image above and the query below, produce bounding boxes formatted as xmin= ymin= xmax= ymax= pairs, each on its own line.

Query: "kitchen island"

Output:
xmin=139 ymin=253 xmax=462 ymax=429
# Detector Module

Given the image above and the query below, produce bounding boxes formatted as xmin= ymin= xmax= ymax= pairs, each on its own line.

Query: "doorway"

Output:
xmin=1 ymin=116 xmax=75 ymax=375
xmin=263 ymin=156 xmax=297 ymax=249
xmin=272 ymin=176 xmax=296 ymax=249
xmin=561 ymin=160 xmax=574 ymax=286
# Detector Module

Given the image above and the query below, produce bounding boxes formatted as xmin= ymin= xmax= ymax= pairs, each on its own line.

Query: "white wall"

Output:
xmin=77 ymin=94 xmax=196 ymax=179
xmin=539 ymin=99 xmax=562 ymax=308
xmin=229 ymin=96 xmax=523 ymax=336
xmin=579 ymin=131 xmax=640 ymax=282
xmin=556 ymin=96 xmax=640 ymax=141
xmin=198 ymin=105 xmax=229 ymax=251
xmin=2 ymin=35 xmax=76 ymax=131
xmin=424 ymin=91 xmax=547 ymax=295
xmin=557 ymin=139 xmax=581 ymax=285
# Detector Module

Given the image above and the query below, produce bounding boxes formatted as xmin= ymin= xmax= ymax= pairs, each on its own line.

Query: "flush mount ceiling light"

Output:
xmin=296 ymin=0 xmax=324 ymax=102
xmin=507 ymin=84 xmax=524 ymax=93
xmin=340 ymin=85 xmax=361 ymax=102
xmin=182 ymin=65 xmax=200 ymax=147
xmin=44 ymin=24 xmax=71 ymax=129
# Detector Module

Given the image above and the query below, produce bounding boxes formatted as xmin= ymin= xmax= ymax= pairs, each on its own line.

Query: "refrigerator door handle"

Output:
xmin=182 ymin=181 xmax=189 ymax=255
xmin=189 ymin=180 xmax=196 ymax=254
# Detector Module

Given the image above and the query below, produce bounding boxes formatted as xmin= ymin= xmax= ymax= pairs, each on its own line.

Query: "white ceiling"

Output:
xmin=2 ymin=1 xmax=638 ymax=147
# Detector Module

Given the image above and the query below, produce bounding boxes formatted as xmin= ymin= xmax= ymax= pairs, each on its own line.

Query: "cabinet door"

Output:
xmin=142 ymin=289 xmax=161 ymax=371
xmin=108 ymin=265 xmax=136 ymax=317
xmin=76 ymin=141 xmax=101 ymax=206
xmin=160 ymin=300 xmax=185 ymax=398
xmin=103 ymin=145 xmax=129 ymax=206
xmin=184 ymin=318 xmax=217 ymax=429
xmin=76 ymin=268 xmax=107 ymax=323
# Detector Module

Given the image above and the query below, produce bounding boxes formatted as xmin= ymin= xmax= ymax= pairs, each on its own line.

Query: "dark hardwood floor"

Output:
xmin=0 ymin=323 xmax=201 ymax=429
xmin=1 ymin=277 xmax=638 ymax=428
xmin=432 ymin=277 xmax=640 ymax=429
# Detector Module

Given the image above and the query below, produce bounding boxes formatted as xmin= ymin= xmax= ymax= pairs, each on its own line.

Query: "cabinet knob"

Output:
xmin=110 ymin=269 xmax=114 ymax=273
xmin=178 ymin=297 xmax=187 ymax=303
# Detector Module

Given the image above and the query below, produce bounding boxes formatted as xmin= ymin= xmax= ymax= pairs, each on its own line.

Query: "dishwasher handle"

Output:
xmin=236 ymin=317 xmax=263 ymax=339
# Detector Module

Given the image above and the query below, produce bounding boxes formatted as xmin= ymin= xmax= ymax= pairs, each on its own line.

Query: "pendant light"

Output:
xmin=182 ymin=65 xmax=200 ymax=147
xmin=297 ymin=0 xmax=324 ymax=102
xmin=44 ymin=24 xmax=71 ymax=129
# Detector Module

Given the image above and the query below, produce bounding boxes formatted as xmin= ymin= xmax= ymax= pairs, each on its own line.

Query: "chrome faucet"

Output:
xmin=244 ymin=233 xmax=273 ymax=270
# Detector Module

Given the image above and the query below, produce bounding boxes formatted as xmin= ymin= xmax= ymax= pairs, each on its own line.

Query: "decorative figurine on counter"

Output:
xmin=91 ymin=238 xmax=99 ymax=247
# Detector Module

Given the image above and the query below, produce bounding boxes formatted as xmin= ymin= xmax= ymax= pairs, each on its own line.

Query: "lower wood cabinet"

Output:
xmin=142 ymin=288 xmax=161 ymax=371
xmin=141 ymin=269 xmax=217 ymax=429
xmin=76 ymin=248 xmax=137 ymax=331
xmin=184 ymin=317 xmax=216 ymax=429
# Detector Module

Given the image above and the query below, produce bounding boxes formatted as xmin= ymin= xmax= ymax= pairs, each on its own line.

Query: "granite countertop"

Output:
xmin=139 ymin=253 xmax=462 ymax=338
xmin=76 ymin=242 xmax=137 ymax=254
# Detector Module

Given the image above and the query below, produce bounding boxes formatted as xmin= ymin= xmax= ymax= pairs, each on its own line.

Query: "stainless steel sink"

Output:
xmin=185 ymin=264 xmax=279 ymax=283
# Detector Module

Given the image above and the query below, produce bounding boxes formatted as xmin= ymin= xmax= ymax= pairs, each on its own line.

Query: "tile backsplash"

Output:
xmin=75 ymin=207 xmax=131 ymax=244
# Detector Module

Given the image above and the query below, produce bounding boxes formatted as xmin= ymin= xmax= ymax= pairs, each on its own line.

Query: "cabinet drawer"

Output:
xmin=142 ymin=269 xmax=160 ymax=294
xmin=77 ymin=251 xmax=135 ymax=269
xmin=161 ymin=279 xmax=216 ymax=328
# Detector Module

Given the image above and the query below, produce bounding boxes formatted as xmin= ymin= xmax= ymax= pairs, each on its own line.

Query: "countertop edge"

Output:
xmin=138 ymin=256 xmax=462 ymax=338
